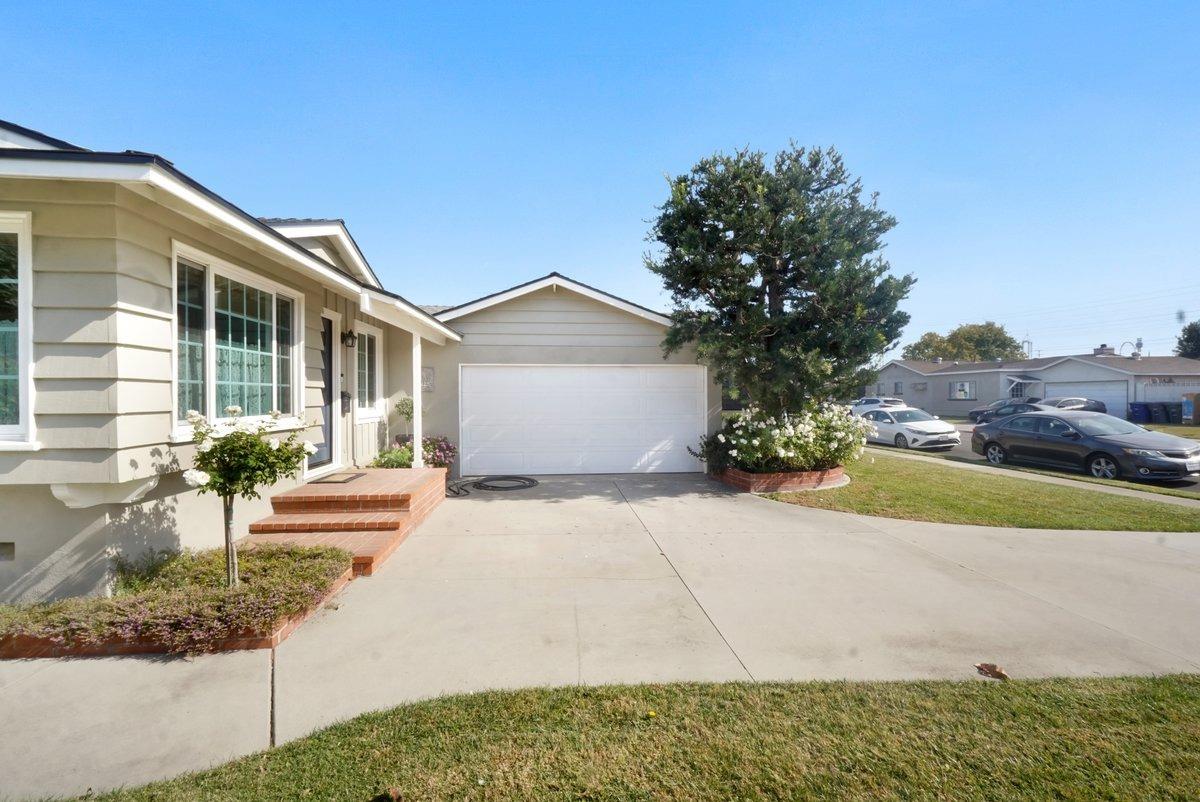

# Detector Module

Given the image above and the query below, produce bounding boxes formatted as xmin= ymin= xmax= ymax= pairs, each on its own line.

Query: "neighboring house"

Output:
xmin=873 ymin=345 xmax=1200 ymax=419
xmin=0 ymin=121 xmax=719 ymax=601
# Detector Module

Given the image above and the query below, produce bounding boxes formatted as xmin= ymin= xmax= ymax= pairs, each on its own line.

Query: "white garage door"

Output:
xmin=459 ymin=365 xmax=707 ymax=475
xmin=1044 ymin=380 xmax=1130 ymax=418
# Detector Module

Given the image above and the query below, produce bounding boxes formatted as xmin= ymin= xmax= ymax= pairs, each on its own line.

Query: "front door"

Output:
xmin=308 ymin=316 xmax=334 ymax=469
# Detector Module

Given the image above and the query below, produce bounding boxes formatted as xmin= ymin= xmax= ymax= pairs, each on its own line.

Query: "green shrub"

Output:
xmin=372 ymin=445 xmax=414 ymax=468
xmin=0 ymin=545 xmax=352 ymax=654
xmin=698 ymin=403 xmax=872 ymax=473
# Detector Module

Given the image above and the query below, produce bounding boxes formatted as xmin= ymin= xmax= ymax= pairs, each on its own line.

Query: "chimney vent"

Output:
xmin=1093 ymin=343 xmax=1116 ymax=356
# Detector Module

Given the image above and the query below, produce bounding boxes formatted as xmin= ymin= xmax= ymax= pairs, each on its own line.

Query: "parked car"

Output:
xmin=975 ymin=401 xmax=1047 ymax=424
xmin=968 ymin=397 xmax=1042 ymax=423
xmin=971 ymin=410 xmax=1200 ymax=481
xmin=850 ymin=397 xmax=905 ymax=416
xmin=862 ymin=406 xmax=961 ymax=450
xmin=1038 ymin=396 xmax=1107 ymax=413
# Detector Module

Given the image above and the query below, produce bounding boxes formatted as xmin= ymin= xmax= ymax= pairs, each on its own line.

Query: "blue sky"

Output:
xmin=8 ymin=2 xmax=1200 ymax=357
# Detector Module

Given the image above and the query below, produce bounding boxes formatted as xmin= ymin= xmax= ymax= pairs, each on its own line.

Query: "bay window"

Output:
xmin=174 ymin=244 xmax=301 ymax=427
xmin=0 ymin=211 xmax=32 ymax=445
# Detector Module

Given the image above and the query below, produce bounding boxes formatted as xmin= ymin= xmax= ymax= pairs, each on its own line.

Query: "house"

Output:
xmin=873 ymin=345 xmax=1200 ymax=419
xmin=0 ymin=120 xmax=720 ymax=601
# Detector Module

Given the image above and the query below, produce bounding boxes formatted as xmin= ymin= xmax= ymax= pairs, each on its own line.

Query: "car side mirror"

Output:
xmin=1061 ymin=431 xmax=1080 ymax=439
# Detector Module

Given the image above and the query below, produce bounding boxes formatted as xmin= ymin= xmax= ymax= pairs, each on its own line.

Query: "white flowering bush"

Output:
xmin=694 ymin=403 xmax=873 ymax=473
xmin=184 ymin=406 xmax=316 ymax=586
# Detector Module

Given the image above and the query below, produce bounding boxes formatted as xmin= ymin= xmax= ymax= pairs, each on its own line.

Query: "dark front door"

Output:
xmin=308 ymin=316 xmax=334 ymax=469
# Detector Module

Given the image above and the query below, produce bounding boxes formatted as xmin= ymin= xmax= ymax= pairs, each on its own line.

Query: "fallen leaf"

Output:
xmin=975 ymin=662 xmax=1010 ymax=681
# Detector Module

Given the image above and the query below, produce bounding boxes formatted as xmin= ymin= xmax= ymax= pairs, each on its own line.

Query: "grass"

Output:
xmin=1147 ymin=422 xmax=1200 ymax=438
xmin=770 ymin=452 xmax=1200 ymax=530
xmin=0 ymin=544 xmax=352 ymax=654
xmin=85 ymin=677 xmax=1200 ymax=801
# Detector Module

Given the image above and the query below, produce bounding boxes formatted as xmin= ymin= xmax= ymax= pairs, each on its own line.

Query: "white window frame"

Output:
xmin=893 ymin=381 xmax=903 ymax=396
xmin=0 ymin=211 xmax=36 ymax=449
xmin=170 ymin=241 xmax=305 ymax=440
xmin=949 ymin=380 xmax=977 ymax=401
xmin=353 ymin=320 xmax=385 ymax=422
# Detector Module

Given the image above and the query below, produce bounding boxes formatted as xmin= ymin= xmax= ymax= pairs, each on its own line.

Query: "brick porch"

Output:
xmin=240 ymin=467 xmax=446 ymax=575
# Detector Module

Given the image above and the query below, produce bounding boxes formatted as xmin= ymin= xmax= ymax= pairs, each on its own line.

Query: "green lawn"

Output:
xmin=771 ymin=452 xmax=1200 ymax=530
xmin=87 ymin=677 xmax=1200 ymax=801
xmin=1147 ymin=422 xmax=1200 ymax=439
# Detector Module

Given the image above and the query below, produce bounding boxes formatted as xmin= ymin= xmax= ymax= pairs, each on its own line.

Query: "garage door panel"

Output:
xmin=1044 ymin=381 xmax=1129 ymax=418
xmin=459 ymin=365 xmax=706 ymax=475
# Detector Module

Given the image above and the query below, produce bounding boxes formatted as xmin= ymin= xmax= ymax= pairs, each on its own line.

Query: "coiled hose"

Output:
xmin=446 ymin=475 xmax=539 ymax=497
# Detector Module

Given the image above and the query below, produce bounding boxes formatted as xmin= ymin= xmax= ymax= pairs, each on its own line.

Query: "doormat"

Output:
xmin=309 ymin=472 xmax=366 ymax=484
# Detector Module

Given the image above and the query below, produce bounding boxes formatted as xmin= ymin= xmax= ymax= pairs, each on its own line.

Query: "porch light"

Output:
xmin=340 ymin=330 xmax=357 ymax=348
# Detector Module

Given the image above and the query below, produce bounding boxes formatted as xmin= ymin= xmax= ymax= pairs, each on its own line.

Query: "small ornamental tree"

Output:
xmin=183 ymin=406 xmax=317 ymax=587
xmin=1175 ymin=321 xmax=1200 ymax=359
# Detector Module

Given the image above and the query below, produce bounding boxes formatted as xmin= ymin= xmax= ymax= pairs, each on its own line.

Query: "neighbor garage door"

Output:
xmin=459 ymin=365 xmax=707 ymax=475
xmin=1044 ymin=380 xmax=1130 ymax=419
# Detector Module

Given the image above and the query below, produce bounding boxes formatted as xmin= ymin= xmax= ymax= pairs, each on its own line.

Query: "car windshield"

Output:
xmin=1073 ymin=415 xmax=1145 ymax=436
xmin=892 ymin=409 xmax=935 ymax=423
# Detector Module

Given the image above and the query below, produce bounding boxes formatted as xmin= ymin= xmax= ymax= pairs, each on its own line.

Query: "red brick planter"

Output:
xmin=716 ymin=465 xmax=847 ymax=493
xmin=0 ymin=567 xmax=353 ymax=660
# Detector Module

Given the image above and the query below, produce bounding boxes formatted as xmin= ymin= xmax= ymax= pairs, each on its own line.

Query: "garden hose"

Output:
xmin=446 ymin=475 xmax=539 ymax=497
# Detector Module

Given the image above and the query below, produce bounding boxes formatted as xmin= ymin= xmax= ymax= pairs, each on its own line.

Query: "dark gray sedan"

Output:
xmin=971 ymin=410 xmax=1200 ymax=481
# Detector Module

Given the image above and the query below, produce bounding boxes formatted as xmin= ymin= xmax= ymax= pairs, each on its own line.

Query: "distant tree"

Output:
xmin=901 ymin=322 xmax=1025 ymax=362
xmin=1176 ymin=321 xmax=1200 ymax=359
xmin=647 ymin=145 xmax=914 ymax=416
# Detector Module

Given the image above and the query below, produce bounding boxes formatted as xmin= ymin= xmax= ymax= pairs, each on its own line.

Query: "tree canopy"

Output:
xmin=1176 ymin=321 xmax=1200 ymax=359
xmin=646 ymin=146 xmax=914 ymax=415
xmin=901 ymin=322 xmax=1026 ymax=362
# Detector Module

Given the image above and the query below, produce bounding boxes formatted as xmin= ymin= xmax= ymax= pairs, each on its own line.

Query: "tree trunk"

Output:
xmin=222 ymin=495 xmax=240 ymax=588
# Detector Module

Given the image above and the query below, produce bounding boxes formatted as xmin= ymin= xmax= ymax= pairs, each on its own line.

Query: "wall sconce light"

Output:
xmin=340 ymin=331 xmax=357 ymax=348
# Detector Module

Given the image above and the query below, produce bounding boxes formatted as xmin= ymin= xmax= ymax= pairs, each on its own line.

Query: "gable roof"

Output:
xmin=885 ymin=354 xmax=1200 ymax=377
xmin=260 ymin=217 xmax=382 ymax=288
xmin=434 ymin=272 xmax=673 ymax=326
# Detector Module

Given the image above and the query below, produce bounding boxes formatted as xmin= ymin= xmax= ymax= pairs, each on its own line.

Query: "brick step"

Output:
xmin=270 ymin=492 xmax=413 ymax=514
xmin=248 ymin=511 xmax=407 ymax=534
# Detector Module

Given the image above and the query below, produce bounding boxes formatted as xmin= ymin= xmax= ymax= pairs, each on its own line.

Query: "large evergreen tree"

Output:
xmin=647 ymin=146 xmax=914 ymax=415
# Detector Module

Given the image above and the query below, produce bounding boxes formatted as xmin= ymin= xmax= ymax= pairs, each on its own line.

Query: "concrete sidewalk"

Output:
xmin=3 ymin=474 xmax=1199 ymax=799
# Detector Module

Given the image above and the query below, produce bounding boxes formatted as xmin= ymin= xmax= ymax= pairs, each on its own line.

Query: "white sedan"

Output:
xmin=861 ymin=406 xmax=961 ymax=450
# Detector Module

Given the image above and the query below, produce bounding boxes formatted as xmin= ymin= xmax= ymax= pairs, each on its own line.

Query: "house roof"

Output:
xmin=886 ymin=354 xmax=1200 ymax=377
xmin=0 ymin=123 xmax=458 ymax=342
xmin=0 ymin=118 xmax=88 ymax=151
xmin=259 ymin=217 xmax=383 ymax=289
xmin=434 ymin=272 xmax=673 ymax=326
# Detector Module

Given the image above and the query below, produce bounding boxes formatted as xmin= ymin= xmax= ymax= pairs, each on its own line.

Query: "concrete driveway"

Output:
xmin=3 ymin=473 xmax=1200 ymax=799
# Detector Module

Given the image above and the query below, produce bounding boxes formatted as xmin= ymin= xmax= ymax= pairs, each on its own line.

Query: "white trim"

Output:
xmin=411 ymin=337 xmax=424 ymax=468
xmin=304 ymin=308 xmax=343 ymax=478
xmin=435 ymin=275 xmax=672 ymax=327
xmin=0 ymin=211 xmax=34 ymax=445
xmin=266 ymin=222 xmax=381 ymax=289
xmin=353 ymin=320 xmax=385 ymax=423
xmin=455 ymin=362 xmax=709 ymax=476
xmin=169 ymin=241 xmax=305 ymax=438
xmin=51 ymin=476 xmax=159 ymax=509
xmin=360 ymin=287 xmax=461 ymax=343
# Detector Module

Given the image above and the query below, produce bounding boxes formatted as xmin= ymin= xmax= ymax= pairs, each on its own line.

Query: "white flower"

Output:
xmin=196 ymin=438 xmax=213 ymax=453
xmin=185 ymin=409 xmax=205 ymax=422
xmin=224 ymin=405 xmax=243 ymax=417
xmin=268 ymin=438 xmax=281 ymax=451
xmin=729 ymin=449 xmax=738 ymax=457
xmin=302 ymin=441 xmax=318 ymax=455
xmin=716 ymin=433 xmax=725 ymax=443
xmin=182 ymin=468 xmax=211 ymax=488
xmin=269 ymin=409 xmax=282 ymax=419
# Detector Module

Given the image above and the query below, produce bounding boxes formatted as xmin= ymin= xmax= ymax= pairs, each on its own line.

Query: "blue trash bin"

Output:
xmin=1128 ymin=402 xmax=1150 ymax=423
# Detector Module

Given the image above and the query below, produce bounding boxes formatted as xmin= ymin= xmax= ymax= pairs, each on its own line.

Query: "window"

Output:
xmin=355 ymin=323 xmax=383 ymax=420
xmin=173 ymin=245 xmax=300 ymax=425
xmin=949 ymin=380 xmax=977 ymax=400
xmin=876 ymin=383 xmax=884 ymax=395
xmin=1039 ymin=418 xmax=1074 ymax=437
xmin=893 ymin=381 xmax=903 ymax=395
xmin=1010 ymin=382 xmax=1030 ymax=399
xmin=0 ymin=211 xmax=32 ymax=444
xmin=1002 ymin=416 xmax=1040 ymax=433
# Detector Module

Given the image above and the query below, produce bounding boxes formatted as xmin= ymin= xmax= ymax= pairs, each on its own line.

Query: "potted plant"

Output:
xmin=694 ymin=403 xmax=871 ymax=492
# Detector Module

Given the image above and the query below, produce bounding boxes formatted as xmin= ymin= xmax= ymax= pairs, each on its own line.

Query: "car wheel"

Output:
xmin=985 ymin=443 xmax=1007 ymax=465
xmin=894 ymin=434 xmax=910 ymax=449
xmin=1088 ymin=454 xmax=1120 ymax=480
